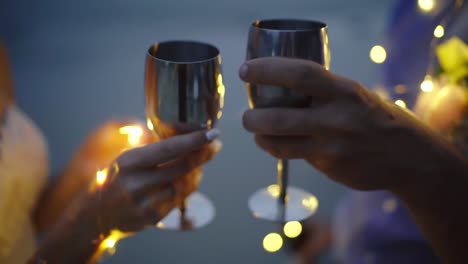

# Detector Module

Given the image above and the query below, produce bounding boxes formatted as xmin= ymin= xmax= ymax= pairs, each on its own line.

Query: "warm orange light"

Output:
xmin=146 ymin=118 xmax=154 ymax=131
xmin=99 ymin=230 xmax=127 ymax=255
xmin=96 ymin=168 xmax=108 ymax=186
xmin=119 ymin=125 xmax=144 ymax=146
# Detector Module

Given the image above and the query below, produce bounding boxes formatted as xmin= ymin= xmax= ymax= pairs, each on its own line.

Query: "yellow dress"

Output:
xmin=0 ymin=105 xmax=48 ymax=264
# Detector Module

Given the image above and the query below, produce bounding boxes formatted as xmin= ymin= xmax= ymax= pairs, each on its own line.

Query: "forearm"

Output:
xmin=31 ymin=194 xmax=106 ymax=264
xmin=392 ymin=137 xmax=468 ymax=263
xmin=35 ymin=168 xmax=94 ymax=233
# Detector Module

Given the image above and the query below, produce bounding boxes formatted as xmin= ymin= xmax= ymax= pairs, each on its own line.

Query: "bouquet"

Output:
xmin=414 ymin=36 xmax=468 ymax=156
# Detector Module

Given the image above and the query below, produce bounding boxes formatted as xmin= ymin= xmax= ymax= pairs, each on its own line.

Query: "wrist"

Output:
xmin=32 ymin=197 xmax=105 ymax=264
xmin=68 ymin=191 xmax=110 ymax=238
xmin=391 ymin=140 xmax=468 ymax=205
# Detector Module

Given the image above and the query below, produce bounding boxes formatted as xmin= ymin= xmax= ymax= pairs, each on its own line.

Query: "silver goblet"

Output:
xmin=245 ymin=19 xmax=330 ymax=222
xmin=145 ymin=40 xmax=224 ymax=230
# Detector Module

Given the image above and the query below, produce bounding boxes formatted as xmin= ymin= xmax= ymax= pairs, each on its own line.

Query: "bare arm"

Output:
xmin=34 ymin=121 xmax=154 ymax=232
xmin=30 ymin=130 xmax=220 ymax=264
xmin=30 ymin=193 xmax=104 ymax=264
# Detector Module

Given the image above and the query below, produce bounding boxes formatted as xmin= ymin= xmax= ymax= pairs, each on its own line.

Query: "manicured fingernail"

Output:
xmin=239 ymin=63 xmax=248 ymax=80
xmin=205 ymin=128 xmax=221 ymax=141
xmin=211 ymin=139 xmax=223 ymax=153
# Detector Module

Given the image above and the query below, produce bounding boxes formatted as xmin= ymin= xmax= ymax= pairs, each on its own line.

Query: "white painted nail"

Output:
xmin=205 ymin=128 xmax=221 ymax=141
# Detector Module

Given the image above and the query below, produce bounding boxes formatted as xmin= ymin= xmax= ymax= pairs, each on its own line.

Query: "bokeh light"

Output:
xmin=395 ymin=99 xmax=407 ymax=108
xmin=420 ymin=78 xmax=434 ymax=92
xmin=418 ymin=0 xmax=436 ymax=12
xmin=370 ymin=45 xmax=387 ymax=64
xmin=434 ymin=25 xmax=444 ymax=38
xmin=263 ymin=233 xmax=283 ymax=253
xmin=283 ymin=221 xmax=303 ymax=238
xmin=119 ymin=125 xmax=144 ymax=146
xmin=96 ymin=168 xmax=108 ymax=186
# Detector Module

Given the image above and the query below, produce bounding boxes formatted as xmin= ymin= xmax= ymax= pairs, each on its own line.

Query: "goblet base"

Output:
xmin=156 ymin=192 xmax=215 ymax=231
xmin=248 ymin=185 xmax=318 ymax=222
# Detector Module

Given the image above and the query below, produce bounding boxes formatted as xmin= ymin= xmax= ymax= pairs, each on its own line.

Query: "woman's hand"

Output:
xmin=32 ymin=129 xmax=221 ymax=264
xmin=36 ymin=120 xmax=155 ymax=230
xmin=84 ymin=129 xmax=220 ymax=233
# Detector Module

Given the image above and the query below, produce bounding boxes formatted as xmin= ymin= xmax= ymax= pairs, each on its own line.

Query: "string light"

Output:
xmin=104 ymin=237 xmax=117 ymax=249
xmin=370 ymin=45 xmax=387 ymax=64
xmin=434 ymin=25 xmax=445 ymax=38
xmin=395 ymin=100 xmax=407 ymax=108
xmin=283 ymin=221 xmax=303 ymax=238
xmin=418 ymin=0 xmax=436 ymax=12
xmin=119 ymin=125 xmax=144 ymax=146
xmin=96 ymin=168 xmax=108 ymax=186
xmin=262 ymin=233 xmax=283 ymax=253
xmin=420 ymin=78 xmax=434 ymax=92
xmin=99 ymin=230 xmax=127 ymax=255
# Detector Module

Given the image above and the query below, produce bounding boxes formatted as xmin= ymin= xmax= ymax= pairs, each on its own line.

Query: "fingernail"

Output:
xmin=239 ymin=63 xmax=248 ymax=80
xmin=211 ymin=139 xmax=223 ymax=153
xmin=205 ymin=128 xmax=221 ymax=141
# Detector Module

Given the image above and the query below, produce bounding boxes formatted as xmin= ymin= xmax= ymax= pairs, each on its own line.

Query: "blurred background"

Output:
xmin=1 ymin=0 xmax=397 ymax=263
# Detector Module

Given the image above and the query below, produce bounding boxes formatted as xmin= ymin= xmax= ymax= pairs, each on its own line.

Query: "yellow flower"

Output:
xmin=436 ymin=37 xmax=468 ymax=75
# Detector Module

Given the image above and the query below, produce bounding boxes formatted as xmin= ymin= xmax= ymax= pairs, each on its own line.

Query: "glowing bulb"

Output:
xmin=434 ymin=25 xmax=444 ymax=38
xmin=420 ymin=79 xmax=434 ymax=92
xmin=395 ymin=100 xmax=407 ymax=108
xmin=263 ymin=233 xmax=283 ymax=253
xmin=369 ymin=45 xmax=387 ymax=64
xmin=267 ymin=184 xmax=280 ymax=197
xmin=217 ymin=111 xmax=223 ymax=119
xmin=146 ymin=118 xmax=154 ymax=131
xmin=100 ymin=230 xmax=126 ymax=254
xmin=96 ymin=168 xmax=108 ymax=186
xmin=104 ymin=237 xmax=116 ymax=248
xmin=418 ymin=0 xmax=435 ymax=12
xmin=283 ymin=221 xmax=303 ymax=238
xmin=119 ymin=125 xmax=143 ymax=146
